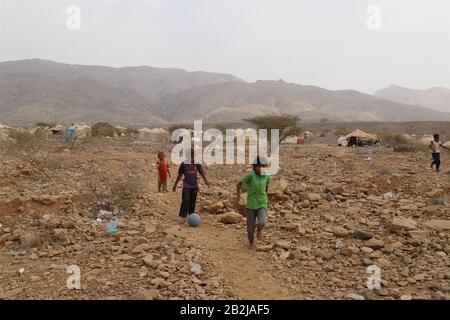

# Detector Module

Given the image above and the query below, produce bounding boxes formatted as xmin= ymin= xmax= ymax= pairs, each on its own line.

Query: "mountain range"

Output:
xmin=1 ymin=59 xmax=450 ymax=125
xmin=375 ymin=85 xmax=450 ymax=114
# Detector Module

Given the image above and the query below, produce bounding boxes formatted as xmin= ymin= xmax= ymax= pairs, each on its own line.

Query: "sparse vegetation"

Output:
xmin=383 ymin=133 xmax=407 ymax=145
xmin=244 ymin=115 xmax=302 ymax=144
xmin=84 ymin=165 xmax=144 ymax=216
xmin=334 ymin=127 xmax=349 ymax=137
xmin=36 ymin=121 xmax=56 ymax=128
xmin=6 ymin=131 xmax=56 ymax=178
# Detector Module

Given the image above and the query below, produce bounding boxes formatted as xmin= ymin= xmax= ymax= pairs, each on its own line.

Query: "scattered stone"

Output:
xmin=220 ymin=212 xmax=243 ymax=224
xmin=353 ymin=229 xmax=373 ymax=240
xmin=390 ymin=217 xmax=417 ymax=232
xmin=20 ymin=232 xmax=40 ymax=248
xmin=142 ymin=254 xmax=154 ymax=266
xmin=344 ymin=293 xmax=364 ymax=300
xmin=53 ymin=228 xmax=69 ymax=242
xmin=276 ymin=241 xmax=291 ymax=250
xmin=191 ymin=263 xmax=202 ymax=274
xmin=279 ymin=251 xmax=292 ymax=260
xmin=366 ymin=238 xmax=384 ymax=249
xmin=307 ymin=193 xmax=321 ymax=202
xmin=332 ymin=226 xmax=350 ymax=237
xmin=424 ymin=219 xmax=450 ymax=231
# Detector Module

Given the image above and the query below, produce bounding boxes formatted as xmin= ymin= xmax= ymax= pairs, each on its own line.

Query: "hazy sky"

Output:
xmin=0 ymin=0 xmax=449 ymax=93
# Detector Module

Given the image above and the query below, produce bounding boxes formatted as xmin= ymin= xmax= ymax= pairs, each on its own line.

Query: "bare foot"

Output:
xmin=257 ymin=229 xmax=263 ymax=241
xmin=248 ymin=242 xmax=256 ymax=250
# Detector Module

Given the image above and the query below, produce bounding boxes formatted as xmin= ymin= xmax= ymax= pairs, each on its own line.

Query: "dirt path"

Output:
xmin=163 ymin=195 xmax=295 ymax=300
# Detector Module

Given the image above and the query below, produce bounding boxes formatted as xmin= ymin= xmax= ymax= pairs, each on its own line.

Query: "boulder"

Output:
xmin=220 ymin=212 xmax=243 ymax=224
xmin=353 ymin=229 xmax=373 ymax=240
xmin=332 ymin=226 xmax=350 ymax=237
xmin=366 ymin=238 xmax=384 ymax=249
xmin=424 ymin=219 xmax=450 ymax=231
xmin=53 ymin=229 xmax=69 ymax=242
xmin=390 ymin=217 xmax=417 ymax=232
xmin=20 ymin=232 xmax=40 ymax=248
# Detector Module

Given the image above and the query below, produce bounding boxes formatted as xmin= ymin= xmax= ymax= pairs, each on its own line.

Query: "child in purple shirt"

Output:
xmin=173 ymin=149 xmax=209 ymax=221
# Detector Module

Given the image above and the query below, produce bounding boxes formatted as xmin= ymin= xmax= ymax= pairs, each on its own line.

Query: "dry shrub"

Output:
xmin=84 ymin=165 xmax=144 ymax=216
xmin=5 ymin=131 xmax=58 ymax=178
xmin=376 ymin=166 xmax=392 ymax=176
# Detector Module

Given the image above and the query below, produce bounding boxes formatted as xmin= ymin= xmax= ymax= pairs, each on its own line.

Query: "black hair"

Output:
xmin=252 ymin=156 xmax=268 ymax=166
xmin=434 ymin=133 xmax=439 ymax=139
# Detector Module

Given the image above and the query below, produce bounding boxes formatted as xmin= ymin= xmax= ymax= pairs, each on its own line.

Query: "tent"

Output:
xmin=72 ymin=123 xmax=91 ymax=138
xmin=344 ymin=129 xmax=379 ymax=146
xmin=418 ymin=135 xmax=434 ymax=146
xmin=0 ymin=123 xmax=13 ymax=140
xmin=115 ymin=126 xmax=127 ymax=137
xmin=49 ymin=125 xmax=64 ymax=135
xmin=138 ymin=128 xmax=169 ymax=143
xmin=282 ymin=136 xmax=300 ymax=144
xmin=92 ymin=122 xmax=118 ymax=138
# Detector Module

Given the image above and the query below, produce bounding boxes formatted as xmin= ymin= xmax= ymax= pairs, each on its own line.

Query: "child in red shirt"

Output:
xmin=156 ymin=151 xmax=170 ymax=193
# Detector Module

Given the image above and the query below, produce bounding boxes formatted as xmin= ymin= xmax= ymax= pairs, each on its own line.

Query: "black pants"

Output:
xmin=431 ymin=153 xmax=441 ymax=171
xmin=179 ymin=188 xmax=198 ymax=217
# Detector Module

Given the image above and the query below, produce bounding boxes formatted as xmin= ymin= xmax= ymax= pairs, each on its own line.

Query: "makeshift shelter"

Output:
xmin=72 ymin=123 xmax=91 ymax=138
xmin=344 ymin=129 xmax=379 ymax=147
xmin=282 ymin=136 xmax=301 ymax=144
xmin=115 ymin=126 xmax=127 ymax=137
xmin=337 ymin=136 xmax=348 ymax=147
xmin=138 ymin=128 xmax=170 ymax=143
xmin=0 ymin=123 xmax=13 ymax=140
xmin=418 ymin=135 xmax=434 ymax=146
xmin=91 ymin=122 xmax=118 ymax=138
xmin=49 ymin=125 xmax=64 ymax=136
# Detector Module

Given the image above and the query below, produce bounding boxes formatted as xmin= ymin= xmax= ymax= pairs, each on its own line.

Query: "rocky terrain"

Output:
xmin=0 ymin=137 xmax=449 ymax=300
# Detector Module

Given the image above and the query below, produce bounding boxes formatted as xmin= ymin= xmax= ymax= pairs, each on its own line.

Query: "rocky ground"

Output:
xmin=0 ymin=138 xmax=449 ymax=300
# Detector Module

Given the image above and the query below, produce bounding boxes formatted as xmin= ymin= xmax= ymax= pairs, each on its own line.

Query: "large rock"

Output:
xmin=332 ymin=226 xmax=350 ymax=237
xmin=142 ymin=254 xmax=154 ymax=266
xmin=366 ymin=238 xmax=385 ymax=249
xmin=390 ymin=217 xmax=417 ymax=232
xmin=326 ymin=184 xmax=343 ymax=195
xmin=271 ymin=179 xmax=289 ymax=193
xmin=307 ymin=193 xmax=322 ymax=202
xmin=39 ymin=214 xmax=61 ymax=228
xmin=20 ymin=232 xmax=40 ymax=248
xmin=53 ymin=229 xmax=69 ymax=242
xmin=276 ymin=241 xmax=291 ymax=250
xmin=424 ymin=220 xmax=450 ymax=231
xmin=353 ymin=229 xmax=373 ymax=240
xmin=220 ymin=212 xmax=243 ymax=224
xmin=426 ymin=189 xmax=444 ymax=198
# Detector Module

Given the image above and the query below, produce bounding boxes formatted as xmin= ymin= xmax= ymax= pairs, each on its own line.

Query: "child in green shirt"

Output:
xmin=235 ymin=156 xmax=270 ymax=249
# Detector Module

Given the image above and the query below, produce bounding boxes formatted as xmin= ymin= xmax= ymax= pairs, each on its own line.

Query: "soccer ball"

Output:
xmin=187 ymin=213 xmax=201 ymax=227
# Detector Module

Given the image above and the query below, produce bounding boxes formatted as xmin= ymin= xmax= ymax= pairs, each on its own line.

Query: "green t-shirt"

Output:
xmin=241 ymin=171 xmax=270 ymax=209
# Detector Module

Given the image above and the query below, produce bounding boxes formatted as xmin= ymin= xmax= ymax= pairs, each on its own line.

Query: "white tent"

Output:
xmin=418 ymin=135 xmax=434 ymax=145
xmin=138 ymin=128 xmax=169 ymax=143
xmin=282 ymin=136 xmax=299 ymax=144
